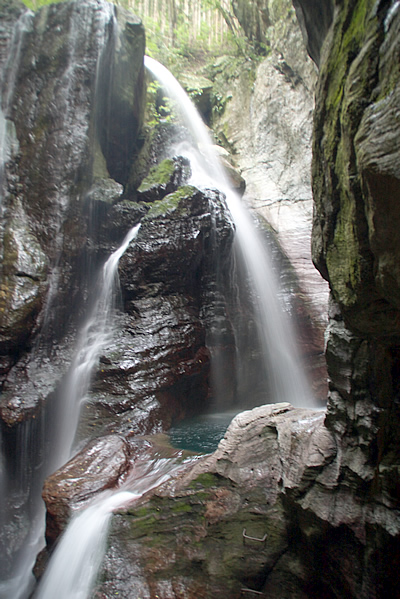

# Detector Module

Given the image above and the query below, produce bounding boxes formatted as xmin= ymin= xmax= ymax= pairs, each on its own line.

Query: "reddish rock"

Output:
xmin=42 ymin=435 xmax=133 ymax=547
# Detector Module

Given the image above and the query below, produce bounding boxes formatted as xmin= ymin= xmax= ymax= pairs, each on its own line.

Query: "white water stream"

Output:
xmin=56 ymin=223 xmax=141 ymax=462
xmin=0 ymin=10 xmax=33 ymax=207
xmin=0 ymin=224 xmax=140 ymax=599
xmin=144 ymin=56 xmax=314 ymax=408
xmin=34 ymin=458 xmax=180 ymax=599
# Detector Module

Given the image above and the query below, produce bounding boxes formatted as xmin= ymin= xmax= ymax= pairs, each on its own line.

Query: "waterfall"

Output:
xmin=0 ymin=10 xmax=34 ymax=208
xmin=55 ymin=223 xmax=141 ymax=463
xmin=34 ymin=458 xmax=185 ymax=599
xmin=144 ymin=56 xmax=314 ymax=408
xmin=0 ymin=224 xmax=141 ymax=599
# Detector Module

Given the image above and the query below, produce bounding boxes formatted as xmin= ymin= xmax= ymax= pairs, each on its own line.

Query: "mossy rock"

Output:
xmin=101 ymin=476 xmax=288 ymax=597
xmin=137 ymin=157 xmax=191 ymax=203
xmin=138 ymin=159 xmax=176 ymax=190
xmin=143 ymin=185 xmax=200 ymax=219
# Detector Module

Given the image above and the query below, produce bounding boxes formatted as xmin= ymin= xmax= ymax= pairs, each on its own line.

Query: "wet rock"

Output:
xmin=0 ymin=0 xmax=146 ymax=423
xmin=302 ymin=2 xmax=400 ymax=596
xmin=291 ymin=0 xmax=334 ymax=66
xmin=311 ymin=0 xmax=400 ymax=337
xmin=311 ymin=0 xmax=400 ymax=468
xmin=77 ymin=185 xmax=236 ymax=441
xmin=0 ymin=1 xmax=26 ymax=68
xmin=0 ymin=198 xmax=48 ymax=355
xmin=85 ymin=178 xmax=124 ymax=206
xmin=42 ymin=434 xmax=133 ymax=548
xmin=97 ymin=395 xmax=400 ymax=598
xmin=97 ymin=404 xmax=336 ymax=598
xmin=136 ymin=156 xmax=191 ymax=202
xmin=96 ymin=6 xmax=145 ymax=185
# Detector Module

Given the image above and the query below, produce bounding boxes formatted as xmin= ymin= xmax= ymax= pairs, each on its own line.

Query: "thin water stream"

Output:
xmin=34 ymin=457 xmax=184 ymax=599
xmin=0 ymin=225 xmax=140 ymax=599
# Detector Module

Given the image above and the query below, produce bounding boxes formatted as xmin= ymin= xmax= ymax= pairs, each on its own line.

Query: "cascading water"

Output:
xmin=0 ymin=10 xmax=33 ymax=207
xmin=55 ymin=223 xmax=141 ymax=463
xmin=0 ymin=222 xmax=141 ymax=599
xmin=144 ymin=56 xmax=314 ymax=409
xmin=34 ymin=458 xmax=181 ymax=599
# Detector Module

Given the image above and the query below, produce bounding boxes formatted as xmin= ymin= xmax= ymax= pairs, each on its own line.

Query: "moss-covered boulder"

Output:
xmin=136 ymin=156 xmax=191 ymax=203
xmin=95 ymin=404 xmax=337 ymax=598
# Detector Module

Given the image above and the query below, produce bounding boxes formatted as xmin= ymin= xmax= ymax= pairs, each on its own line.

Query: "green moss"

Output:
xmin=188 ymin=472 xmax=221 ymax=489
xmin=326 ymin=189 xmax=360 ymax=307
xmin=130 ymin=505 xmax=158 ymax=518
xmin=138 ymin=159 xmax=175 ymax=191
xmin=143 ymin=185 xmax=198 ymax=219
xmin=128 ymin=514 xmax=158 ymax=537
xmin=323 ymin=0 xmax=374 ymax=123
xmin=313 ymin=0 xmax=382 ymax=298
xmin=170 ymin=501 xmax=193 ymax=514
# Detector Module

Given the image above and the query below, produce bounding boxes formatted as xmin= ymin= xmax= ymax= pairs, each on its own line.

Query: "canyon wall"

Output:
xmin=1 ymin=0 xmax=399 ymax=598
xmin=95 ymin=2 xmax=400 ymax=597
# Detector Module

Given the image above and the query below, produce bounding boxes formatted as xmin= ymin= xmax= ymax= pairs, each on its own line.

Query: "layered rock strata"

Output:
xmin=92 ymin=2 xmax=400 ymax=598
xmin=0 ymin=0 xmax=145 ymax=423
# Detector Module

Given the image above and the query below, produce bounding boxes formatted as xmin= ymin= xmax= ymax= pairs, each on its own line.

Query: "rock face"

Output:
xmin=291 ymin=0 xmax=334 ymax=65
xmin=311 ymin=0 xmax=400 ymax=490
xmin=211 ymin=0 xmax=329 ymax=365
xmin=0 ymin=0 xmax=145 ymax=423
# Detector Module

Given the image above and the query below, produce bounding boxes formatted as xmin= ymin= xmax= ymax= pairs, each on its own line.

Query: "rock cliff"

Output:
xmin=2 ymin=0 xmax=399 ymax=598
xmin=93 ymin=1 xmax=400 ymax=598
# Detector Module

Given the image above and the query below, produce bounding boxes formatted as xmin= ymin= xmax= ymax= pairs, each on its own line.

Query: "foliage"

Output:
xmin=145 ymin=79 xmax=177 ymax=127
xmin=21 ymin=0 xmax=63 ymax=8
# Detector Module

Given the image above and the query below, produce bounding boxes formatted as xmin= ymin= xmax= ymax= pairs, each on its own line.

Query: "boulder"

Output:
xmin=76 ymin=185 xmax=236 ymax=442
xmin=42 ymin=434 xmax=133 ymax=548
xmin=96 ymin=404 xmax=337 ymax=598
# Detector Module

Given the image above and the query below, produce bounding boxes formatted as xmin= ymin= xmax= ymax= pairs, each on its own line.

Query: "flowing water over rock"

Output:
xmin=0 ymin=9 xmax=33 ymax=207
xmin=0 ymin=224 xmax=140 ymax=599
xmin=144 ymin=55 xmax=315 ymax=410
xmin=34 ymin=457 xmax=183 ymax=599
xmin=56 ymin=224 xmax=141 ymax=462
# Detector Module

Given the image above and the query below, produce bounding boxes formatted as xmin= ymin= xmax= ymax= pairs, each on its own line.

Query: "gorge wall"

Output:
xmin=0 ymin=0 xmax=399 ymax=598
xmin=95 ymin=1 xmax=400 ymax=598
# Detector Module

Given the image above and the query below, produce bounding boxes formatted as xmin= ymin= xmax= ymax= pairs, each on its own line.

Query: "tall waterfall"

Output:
xmin=144 ymin=56 xmax=314 ymax=409
xmin=0 ymin=225 xmax=140 ymax=599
